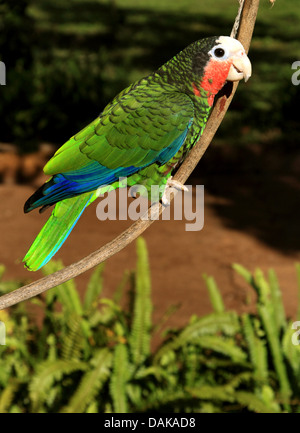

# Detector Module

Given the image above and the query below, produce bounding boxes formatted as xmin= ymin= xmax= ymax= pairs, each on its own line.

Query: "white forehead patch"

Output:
xmin=216 ymin=36 xmax=246 ymax=53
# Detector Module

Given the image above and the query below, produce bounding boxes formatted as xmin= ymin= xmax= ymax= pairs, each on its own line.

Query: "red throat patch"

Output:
xmin=193 ymin=59 xmax=232 ymax=106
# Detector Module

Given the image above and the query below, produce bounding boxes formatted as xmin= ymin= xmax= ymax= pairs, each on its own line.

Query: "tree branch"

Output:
xmin=0 ymin=0 xmax=260 ymax=310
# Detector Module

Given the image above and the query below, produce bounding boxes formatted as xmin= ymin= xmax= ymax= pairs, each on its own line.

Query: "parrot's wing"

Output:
xmin=44 ymin=86 xmax=194 ymax=175
xmin=25 ymin=86 xmax=194 ymax=212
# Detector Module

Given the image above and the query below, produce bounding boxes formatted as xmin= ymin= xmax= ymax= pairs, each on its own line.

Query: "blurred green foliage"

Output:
xmin=1 ymin=237 xmax=300 ymax=412
xmin=0 ymin=0 xmax=300 ymax=151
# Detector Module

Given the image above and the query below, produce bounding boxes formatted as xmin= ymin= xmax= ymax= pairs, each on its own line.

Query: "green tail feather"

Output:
xmin=23 ymin=192 xmax=95 ymax=271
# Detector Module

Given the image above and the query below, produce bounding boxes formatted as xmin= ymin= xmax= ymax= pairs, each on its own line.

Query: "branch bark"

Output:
xmin=0 ymin=0 xmax=260 ymax=310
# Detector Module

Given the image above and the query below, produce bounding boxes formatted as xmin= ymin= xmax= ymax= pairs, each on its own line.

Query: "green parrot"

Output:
xmin=23 ymin=36 xmax=251 ymax=271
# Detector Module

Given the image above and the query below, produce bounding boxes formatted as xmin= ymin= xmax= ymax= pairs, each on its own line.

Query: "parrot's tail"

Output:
xmin=23 ymin=192 xmax=95 ymax=271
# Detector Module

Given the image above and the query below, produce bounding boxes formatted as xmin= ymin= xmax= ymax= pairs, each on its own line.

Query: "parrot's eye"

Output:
xmin=209 ymin=44 xmax=229 ymax=60
xmin=214 ymin=48 xmax=225 ymax=57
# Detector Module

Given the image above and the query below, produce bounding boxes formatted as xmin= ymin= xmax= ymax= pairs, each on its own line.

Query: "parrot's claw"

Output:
xmin=167 ymin=177 xmax=189 ymax=192
xmin=161 ymin=176 xmax=189 ymax=206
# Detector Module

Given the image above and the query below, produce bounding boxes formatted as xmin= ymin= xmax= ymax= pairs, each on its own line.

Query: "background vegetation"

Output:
xmin=1 ymin=238 xmax=300 ymax=413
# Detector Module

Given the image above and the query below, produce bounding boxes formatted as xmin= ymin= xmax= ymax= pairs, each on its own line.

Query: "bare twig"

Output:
xmin=0 ymin=0 xmax=260 ymax=310
xmin=230 ymin=0 xmax=244 ymax=38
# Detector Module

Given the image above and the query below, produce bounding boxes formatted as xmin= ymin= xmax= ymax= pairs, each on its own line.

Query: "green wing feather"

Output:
xmin=44 ymin=83 xmax=194 ymax=175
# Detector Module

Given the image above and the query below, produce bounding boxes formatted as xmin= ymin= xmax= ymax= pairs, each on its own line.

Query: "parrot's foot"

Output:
xmin=161 ymin=176 xmax=189 ymax=206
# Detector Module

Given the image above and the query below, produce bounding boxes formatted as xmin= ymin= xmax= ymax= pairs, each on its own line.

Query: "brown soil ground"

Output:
xmin=1 ymin=162 xmax=300 ymax=342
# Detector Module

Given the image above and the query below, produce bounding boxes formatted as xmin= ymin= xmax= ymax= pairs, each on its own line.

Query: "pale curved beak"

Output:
xmin=227 ymin=52 xmax=252 ymax=83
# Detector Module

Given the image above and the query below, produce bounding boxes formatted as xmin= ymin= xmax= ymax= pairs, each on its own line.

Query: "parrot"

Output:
xmin=23 ymin=36 xmax=251 ymax=271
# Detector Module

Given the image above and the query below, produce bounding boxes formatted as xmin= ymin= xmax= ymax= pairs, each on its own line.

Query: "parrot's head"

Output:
xmin=157 ymin=35 xmax=252 ymax=106
xmin=188 ymin=35 xmax=252 ymax=105
xmin=206 ymin=36 xmax=252 ymax=83
xmin=158 ymin=36 xmax=251 ymax=106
